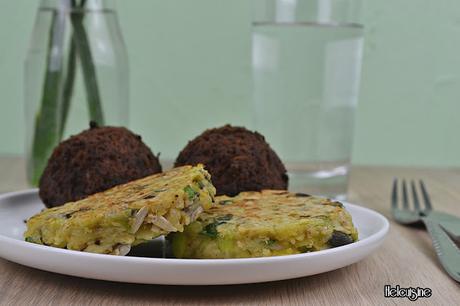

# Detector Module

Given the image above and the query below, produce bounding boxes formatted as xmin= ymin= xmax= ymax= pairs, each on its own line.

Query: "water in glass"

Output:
xmin=252 ymin=21 xmax=363 ymax=199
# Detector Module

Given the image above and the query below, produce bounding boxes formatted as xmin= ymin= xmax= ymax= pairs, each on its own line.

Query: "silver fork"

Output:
xmin=392 ymin=179 xmax=460 ymax=282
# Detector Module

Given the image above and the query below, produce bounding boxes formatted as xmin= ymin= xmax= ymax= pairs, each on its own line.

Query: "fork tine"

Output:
xmin=410 ymin=180 xmax=421 ymax=211
xmin=419 ymin=180 xmax=433 ymax=212
xmin=402 ymin=179 xmax=409 ymax=209
xmin=391 ymin=178 xmax=398 ymax=209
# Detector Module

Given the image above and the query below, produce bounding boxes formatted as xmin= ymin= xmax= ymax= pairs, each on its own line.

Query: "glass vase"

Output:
xmin=24 ymin=0 xmax=129 ymax=186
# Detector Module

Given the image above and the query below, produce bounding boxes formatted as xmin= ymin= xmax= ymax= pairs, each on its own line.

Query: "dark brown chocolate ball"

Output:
xmin=39 ymin=124 xmax=162 ymax=207
xmin=175 ymin=125 xmax=288 ymax=196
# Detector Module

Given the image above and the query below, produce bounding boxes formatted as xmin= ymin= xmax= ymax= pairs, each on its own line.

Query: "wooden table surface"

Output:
xmin=0 ymin=157 xmax=459 ymax=305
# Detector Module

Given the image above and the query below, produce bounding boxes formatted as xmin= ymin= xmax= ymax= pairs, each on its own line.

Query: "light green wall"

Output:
xmin=1 ymin=0 xmax=460 ymax=167
xmin=354 ymin=0 xmax=460 ymax=167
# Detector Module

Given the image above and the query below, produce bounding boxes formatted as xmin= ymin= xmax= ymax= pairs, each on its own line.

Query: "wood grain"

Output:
xmin=0 ymin=157 xmax=459 ymax=305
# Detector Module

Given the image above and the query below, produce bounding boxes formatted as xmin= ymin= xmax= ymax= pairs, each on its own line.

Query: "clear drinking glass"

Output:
xmin=24 ymin=0 xmax=129 ymax=185
xmin=252 ymin=0 xmax=363 ymax=199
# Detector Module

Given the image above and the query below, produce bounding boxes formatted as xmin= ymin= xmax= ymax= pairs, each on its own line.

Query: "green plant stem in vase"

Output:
xmin=30 ymin=0 xmax=106 ymax=186
xmin=70 ymin=0 xmax=105 ymax=124
xmin=30 ymin=9 xmax=66 ymax=186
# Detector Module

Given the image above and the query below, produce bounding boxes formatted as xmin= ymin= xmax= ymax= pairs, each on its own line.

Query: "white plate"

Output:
xmin=0 ymin=189 xmax=389 ymax=285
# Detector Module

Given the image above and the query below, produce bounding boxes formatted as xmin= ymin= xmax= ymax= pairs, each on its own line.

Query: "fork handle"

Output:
xmin=423 ymin=217 xmax=460 ymax=282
